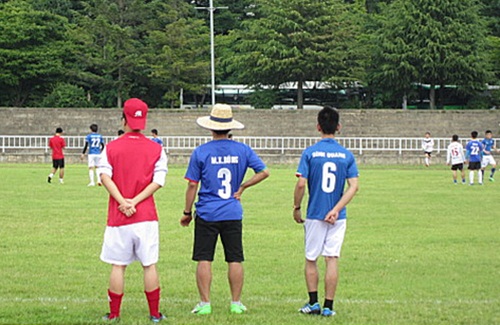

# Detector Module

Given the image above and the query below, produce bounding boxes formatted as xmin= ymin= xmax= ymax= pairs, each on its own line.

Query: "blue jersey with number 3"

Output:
xmin=296 ymin=138 xmax=358 ymax=221
xmin=185 ymin=139 xmax=266 ymax=222
xmin=86 ymin=133 xmax=104 ymax=155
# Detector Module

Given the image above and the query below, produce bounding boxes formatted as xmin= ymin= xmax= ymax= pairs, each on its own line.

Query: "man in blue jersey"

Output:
xmin=81 ymin=124 xmax=105 ymax=186
xmin=481 ymin=130 xmax=498 ymax=182
xmin=465 ymin=131 xmax=484 ymax=185
xmin=293 ymin=106 xmax=359 ymax=317
xmin=180 ymin=104 xmax=270 ymax=315
xmin=151 ymin=129 xmax=164 ymax=146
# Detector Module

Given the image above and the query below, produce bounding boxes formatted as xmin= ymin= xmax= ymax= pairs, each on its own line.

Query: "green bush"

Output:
xmin=41 ymin=83 xmax=94 ymax=108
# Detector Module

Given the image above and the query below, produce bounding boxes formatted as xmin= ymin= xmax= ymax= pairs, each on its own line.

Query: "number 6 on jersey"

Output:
xmin=321 ymin=162 xmax=337 ymax=193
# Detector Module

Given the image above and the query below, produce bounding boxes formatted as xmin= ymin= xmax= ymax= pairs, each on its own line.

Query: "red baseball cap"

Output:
xmin=123 ymin=98 xmax=148 ymax=130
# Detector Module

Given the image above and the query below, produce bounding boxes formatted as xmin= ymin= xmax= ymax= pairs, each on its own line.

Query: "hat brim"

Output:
xmin=196 ymin=116 xmax=245 ymax=131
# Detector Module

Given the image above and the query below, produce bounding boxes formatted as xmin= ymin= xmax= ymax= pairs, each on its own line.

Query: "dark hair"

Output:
xmin=90 ymin=124 xmax=98 ymax=132
xmin=117 ymin=129 xmax=124 ymax=136
xmin=56 ymin=127 xmax=63 ymax=133
xmin=228 ymin=133 xmax=233 ymax=139
xmin=471 ymin=131 xmax=478 ymax=138
xmin=151 ymin=129 xmax=158 ymax=135
xmin=452 ymin=134 xmax=459 ymax=141
xmin=485 ymin=130 xmax=492 ymax=134
xmin=214 ymin=130 xmax=231 ymax=135
xmin=425 ymin=132 xmax=431 ymax=136
xmin=317 ymin=106 xmax=339 ymax=135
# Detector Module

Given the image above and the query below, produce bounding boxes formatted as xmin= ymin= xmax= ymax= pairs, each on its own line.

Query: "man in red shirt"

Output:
xmin=97 ymin=98 xmax=168 ymax=322
xmin=48 ymin=127 xmax=66 ymax=184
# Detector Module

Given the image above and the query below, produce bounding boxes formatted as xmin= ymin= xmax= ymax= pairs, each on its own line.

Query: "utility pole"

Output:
xmin=195 ymin=0 xmax=228 ymax=107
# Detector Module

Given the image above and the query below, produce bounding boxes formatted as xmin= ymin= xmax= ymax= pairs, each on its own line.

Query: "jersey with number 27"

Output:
xmin=86 ymin=133 xmax=104 ymax=154
xmin=296 ymin=138 xmax=358 ymax=221
xmin=185 ymin=139 xmax=267 ymax=222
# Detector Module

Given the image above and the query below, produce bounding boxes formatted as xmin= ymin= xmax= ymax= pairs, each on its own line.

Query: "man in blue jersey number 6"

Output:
xmin=180 ymin=104 xmax=270 ymax=316
xmin=293 ymin=106 xmax=359 ymax=317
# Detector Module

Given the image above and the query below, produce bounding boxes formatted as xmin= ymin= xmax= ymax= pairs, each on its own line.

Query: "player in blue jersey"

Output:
xmin=151 ymin=129 xmax=164 ymax=146
xmin=293 ymin=106 xmax=359 ymax=317
xmin=180 ymin=104 xmax=269 ymax=315
xmin=81 ymin=124 xmax=105 ymax=186
xmin=465 ymin=131 xmax=484 ymax=185
xmin=481 ymin=130 xmax=498 ymax=182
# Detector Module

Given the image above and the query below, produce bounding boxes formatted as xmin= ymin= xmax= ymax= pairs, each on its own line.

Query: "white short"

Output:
xmin=88 ymin=154 xmax=101 ymax=168
xmin=304 ymin=219 xmax=346 ymax=261
xmin=481 ymin=155 xmax=497 ymax=168
xmin=100 ymin=221 xmax=159 ymax=266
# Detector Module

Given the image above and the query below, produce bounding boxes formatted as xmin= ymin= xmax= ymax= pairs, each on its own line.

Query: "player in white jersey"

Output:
xmin=422 ymin=132 xmax=434 ymax=167
xmin=446 ymin=135 xmax=466 ymax=184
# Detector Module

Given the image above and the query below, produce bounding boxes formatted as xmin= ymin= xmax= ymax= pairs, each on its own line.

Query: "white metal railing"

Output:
xmin=1 ymin=135 xmax=496 ymax=155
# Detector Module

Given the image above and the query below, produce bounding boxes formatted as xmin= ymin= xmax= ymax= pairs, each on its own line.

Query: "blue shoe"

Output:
xmin=150 ymin=313 xmax=166 ymax=323
xmin=299 ymin=302 xmax=321 ymax=315
xmin=321 ymin=308 xmax=336 ymax=317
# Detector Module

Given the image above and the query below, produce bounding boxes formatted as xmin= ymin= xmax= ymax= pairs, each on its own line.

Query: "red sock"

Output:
xmin=145 ymin=287 xmax=161 ymax=318
xmin=108 ymin=289 xmax=123 ymax=319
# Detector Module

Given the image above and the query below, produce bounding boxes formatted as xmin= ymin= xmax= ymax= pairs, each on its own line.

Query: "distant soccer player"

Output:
xmin=481 ymin=130 xmax=497 ymax=182
xmin=97 ymin=98 xmax=168 ymax=322
xmin=180 ymin=104 xmax=269 ymax=315
xmin=151 ymin=129 xmax=164 ymax=146
xmin=293 ymin=106 xmax=359 ymax=317
xmin=81 ymin=124 xmax=105 ymax=186
xmin=446 ymin=135 xmax=466 ymax=184
xmin=465 ymin=131 xmax=484 ymax=185
xmin=422 ymin=132 xmax=434 ymax=167
xmin=48 ymin=127 xmax=66 ymax=184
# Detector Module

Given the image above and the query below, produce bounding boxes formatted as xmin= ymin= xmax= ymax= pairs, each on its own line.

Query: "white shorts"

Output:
xmin=481 ymin=155 xmax=496 ymax=168
xmin=100 ymin=221 xmax=159 ymax=266
xmin=304 ymin=219 xmax=346 ymax=261
xmin=88 ymin=154 xmax=101 ymax=168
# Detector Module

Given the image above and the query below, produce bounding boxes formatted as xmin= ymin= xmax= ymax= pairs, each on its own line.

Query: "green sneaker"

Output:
xmin=191 ymin=303 xmax=212 ymax=315
xmin=489 ymin=177 xmax=495 ymax=182
xmin=230 ymin=303 xmax=247 ymax=314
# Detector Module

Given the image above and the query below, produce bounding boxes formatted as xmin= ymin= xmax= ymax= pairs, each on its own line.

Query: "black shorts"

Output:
xmin=451 ymin=163 xmax=464 ymax=171
xmin=468 ymin=161 xmax=481 ymax=170
xmin=52 ymin=159 xmax=65 ymax=169
xmin=192 ymin=216 xmax=244 ymax=263
xmin=424 ymin=151 xmax=432 ymax=157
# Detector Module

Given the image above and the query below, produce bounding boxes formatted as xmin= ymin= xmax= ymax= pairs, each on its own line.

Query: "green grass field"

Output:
xmin=0 ymin=164 xmax=499 ymax=325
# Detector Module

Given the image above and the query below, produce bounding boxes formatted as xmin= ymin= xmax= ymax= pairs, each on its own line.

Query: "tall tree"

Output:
xmin=0 ymin=0 xmax=75 ymax=106
xmin=223 ymin=0 xmax=361 ymax=109
xmin=146 ymin=18 xmax=210 ymax=108
xmin=370 ymin=0 xmax=489 ymax=109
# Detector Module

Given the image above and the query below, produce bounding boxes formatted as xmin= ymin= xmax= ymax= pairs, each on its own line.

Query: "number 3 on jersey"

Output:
xmin=218 ymin=168 xmax=232 ymax=199
xmin=322 ymin=162 xmax=337 ymax=193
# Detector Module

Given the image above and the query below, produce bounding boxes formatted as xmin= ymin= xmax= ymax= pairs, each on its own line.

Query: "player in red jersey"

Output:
xmin=47 ymin=127 xmax=66 ymax=184
xmin=97 ymin=98 xmax=168 ymax=322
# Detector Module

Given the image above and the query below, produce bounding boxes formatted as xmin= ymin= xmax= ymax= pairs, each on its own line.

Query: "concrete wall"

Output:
xmin=0 ymin=107 xmax=497 ymax=164
xmin=1 ymin=107 xmax=499 ymax=137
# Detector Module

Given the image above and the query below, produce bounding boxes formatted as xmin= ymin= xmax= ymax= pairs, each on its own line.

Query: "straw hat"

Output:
xmin=196 ymin=104 xmax=245 ymax=131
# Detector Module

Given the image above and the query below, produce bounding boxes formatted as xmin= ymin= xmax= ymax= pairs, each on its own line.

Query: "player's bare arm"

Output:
xmin=325 ymin=177 xmax=359 ymax=224
xmin=100 ymin=174 xmax=136 ymax=217
xmin=233 ymin=169 xmax=270 ymax=200
xmin=293 ymin=177 xmax=307 ymax=224
xmin=180 ymin=181 xmax=198 ymax=227
xmin=130 ymin=182 xmax=162 ymax=208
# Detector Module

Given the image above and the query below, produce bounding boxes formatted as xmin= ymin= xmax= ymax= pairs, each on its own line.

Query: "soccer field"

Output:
xmin=0 ymin=164 xmax=499 ymax=325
